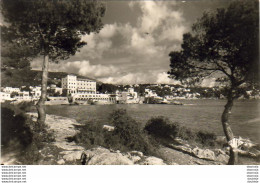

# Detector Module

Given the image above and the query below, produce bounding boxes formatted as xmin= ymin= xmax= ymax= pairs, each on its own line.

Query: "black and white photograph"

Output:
xmin=0 ymin=0 xmax=259 ymax=181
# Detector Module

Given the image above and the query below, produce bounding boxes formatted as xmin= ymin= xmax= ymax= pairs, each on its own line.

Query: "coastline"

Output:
xmin=2 ymin=112 xmax=259 ymax=165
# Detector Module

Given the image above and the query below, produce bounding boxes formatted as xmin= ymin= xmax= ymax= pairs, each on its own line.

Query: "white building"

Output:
xmin=31 ymin=86 xmax=41 ymax=99
xmin=61 ymin=75 xmax=96 ymax=95
xmin=3 ymin=87 xmax=20 ymax=94
xmin=14 ymin=91 xmax=31 ymax=101
xmin=145 ymin=89 xmax=158 ymax=98
xmin=0 ymin=92 xmax=12 ymax=102
xmin=72 ymin=93 xmax=116 ymax=104
xmin=116 ymin=88 xmax=139 ymax=104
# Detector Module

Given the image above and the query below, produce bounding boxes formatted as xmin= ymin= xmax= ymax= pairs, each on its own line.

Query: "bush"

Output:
xmin=144 ymin=116 xmax=179 ymax=139
xmin=72 ymin=109 xmax=158 ymax=156
xmin=196 ymin=130 xmax=217 ymax=147
xmin=109 ymin=109 xmax=157 ymax=154
xmin=144 ymin=116 xmax=217 ymax=147
xmin=71 ymin=121 xmax=106 ymax=148
xmin=1 ymin=107 xmax=33 ymax=148
xmin=1 ymin=105 xmax=55 ymax=164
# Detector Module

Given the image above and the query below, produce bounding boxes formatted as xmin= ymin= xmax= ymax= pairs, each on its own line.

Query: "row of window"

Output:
xmin=75 ymin=98 xmax=110 ymax=101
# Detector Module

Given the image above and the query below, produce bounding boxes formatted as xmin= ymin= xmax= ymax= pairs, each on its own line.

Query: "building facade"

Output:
xmin=61 ymin=75 xmax=96 ymax=94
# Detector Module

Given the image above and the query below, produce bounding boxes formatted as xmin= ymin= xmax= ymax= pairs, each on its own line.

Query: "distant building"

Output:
xmin=31 ymin=86 xmax=41 ymax=99
xmin=61 ymin=75 xmax=96 ymax=94
xmin=145 ymin=89 xmax=158 ymax=98
xmin=14 ymin=91 xmax=30 ymax=101
xmin=116 ymin=88 xmax=139 ymax=104
xmin=3 ymin=87 xmax=20 ymax=94
xmin=0 ymin=92 xmax=12 ymax=102
xmin=72 ymin=93 xmax=116 ymax=104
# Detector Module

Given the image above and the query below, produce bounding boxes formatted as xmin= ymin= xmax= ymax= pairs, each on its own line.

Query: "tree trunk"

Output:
xmin=36 ymin=54 xmax=49 ymax=124
xmin=221 ymin=97 xmax=238 ymax=165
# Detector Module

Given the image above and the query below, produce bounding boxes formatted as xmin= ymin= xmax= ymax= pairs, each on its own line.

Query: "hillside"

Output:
xmin=1 ymin=68 xmax=101 ymax=87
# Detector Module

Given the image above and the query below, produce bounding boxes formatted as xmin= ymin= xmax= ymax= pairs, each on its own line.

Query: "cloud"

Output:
xmin=156 ymin=72 xmax=180 ymax=84
xmin=201 ymin=78 xmax=216 ymax=87
xmin=31 ymin=60 xmax=119 ymax=78
xmin=31 ymin=2 xmax=189 ymax=85
xmin=99 ymin=71 xmax=179 ymax=85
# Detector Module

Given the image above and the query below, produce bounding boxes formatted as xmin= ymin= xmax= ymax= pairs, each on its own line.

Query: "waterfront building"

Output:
xmin=61 ymin=74 xmax=96 ymax=95
xmin=45 ymin=97 xmax=69 ymax=105
xmin=14 ymin=91 xmax=30 ymax=101
xmin=0 ymin=92 xmax=12 ymax=102
xmin=3 ymin=87 xmax=20 ymax=94
xmin=116 ymin=88 xmax=139 ymax=104
xmin=72 ymin=93 xmax=116 ymax=104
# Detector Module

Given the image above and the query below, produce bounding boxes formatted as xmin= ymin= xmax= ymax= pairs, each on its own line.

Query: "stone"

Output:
xmin=87 ymin=152 xmax=134 ymax=165
xmin=215 ymin=154 xmax=229 ymax=163
xmin=129 ymin=156 xmax=141 ymax=163
xmin=57 ymin=159 xmax=65 ymax=165
xmin=129 ymin=151 xmax=143 ymax=157
xmin=192 ymin=147 xmax=215 ymax=161
xmin=63 ymin=151 xmax=83 ymax=162
xmin=168 ymin=144 xmax=193 ymax=154
xmin=140 ymin=156 xmax=166 ymax=165
xmin=85 ymin=147 xmax=111 ymax=157
xmin=103 ymin=125 xmax=115 ymax=132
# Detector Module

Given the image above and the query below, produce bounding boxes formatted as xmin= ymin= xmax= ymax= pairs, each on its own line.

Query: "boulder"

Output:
xmin=140 ymin=156 xmax=166 ymax=165
xmin=129 ymin=156 xmax=141 ymax=163
xmin=85 ymin=147 xmax=111 ymax=157
xmin=63 ymin=151 xmax=82 ymax=162
xmin=129 ymin=151 xmax=143 ymax=157
xmin=57 ymin=159 xmax=65 ymax=165
xmin=215 ymin=154 xmax=229 ymax=163
xmin=192 ymin=147 xmax=215 ymax=161
xmin=103 ymin=125 xmax=115 ymax=132
xmin=87 ymin=152 xmax=134 ymax=165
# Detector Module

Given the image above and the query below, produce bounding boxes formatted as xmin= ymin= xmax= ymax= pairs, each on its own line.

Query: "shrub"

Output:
xmin=1 ymin=105 xmax=55 ymax=164
xmin=1 ymin=107 xmax=33 ymax=149
xmin=109 ymin=109 xmax=157 ymax=154
xmin=72 ymin=109 xmax=159 ymax=156
xmin=144 ymin=116 xmax=217 ymax=147
xmin=71 ymin=121 xmax=106 ymax=148
xmin=195 ymin=130 xmax=217 ymax=147
xmin=144 ymin=116 xmax=179 ymax=139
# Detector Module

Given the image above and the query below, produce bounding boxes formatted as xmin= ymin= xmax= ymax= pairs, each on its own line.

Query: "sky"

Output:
xmin=31 ymin=0 xmax=229 ymax=85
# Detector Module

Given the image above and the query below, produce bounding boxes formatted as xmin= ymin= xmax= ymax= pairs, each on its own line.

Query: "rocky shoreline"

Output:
xmin=26 ymin=113 xmax=169 ymax=165
xmin=2 ymin=113 xmax=259 ymax=165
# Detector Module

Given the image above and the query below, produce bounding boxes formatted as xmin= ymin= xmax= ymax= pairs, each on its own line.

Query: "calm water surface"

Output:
xmin=45 ymin=99 xmax=260 ymax=143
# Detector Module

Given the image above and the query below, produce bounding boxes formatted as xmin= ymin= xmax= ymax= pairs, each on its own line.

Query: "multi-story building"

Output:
xmin=14 ymin=91 xmax=30 ymax=101
xmin=61 ymin=74 xmax=96 ymax=94
xmin=77 ymin=78 xmax=96 ymax=94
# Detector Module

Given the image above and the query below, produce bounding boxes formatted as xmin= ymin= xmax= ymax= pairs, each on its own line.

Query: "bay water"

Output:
xmin=45 ymin=99 xmax=260 ymax=143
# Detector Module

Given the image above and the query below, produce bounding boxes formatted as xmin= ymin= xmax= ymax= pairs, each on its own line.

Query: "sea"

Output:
xmin=45 ymin=99 xmax=260 ymax=144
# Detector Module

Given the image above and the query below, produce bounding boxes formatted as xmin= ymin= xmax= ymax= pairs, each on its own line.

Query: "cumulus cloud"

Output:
xmin=32 ymin=2 xmax=189 ymax=85
xmin=31 ymin=60 xmax=119 ymax=78
xmin=201 ymin=78 xmax=216 ymax=87
xmin=99 ymin=71 xmax=179 ymax=85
